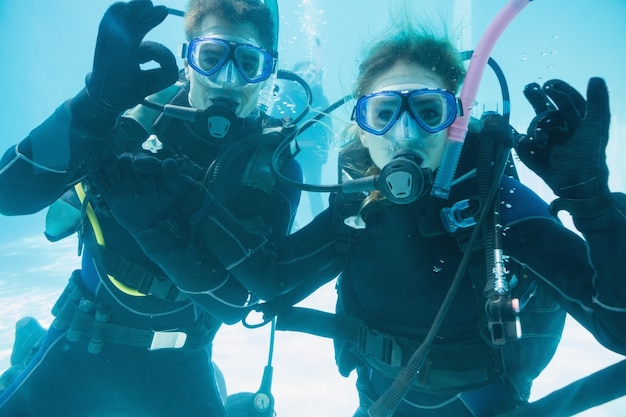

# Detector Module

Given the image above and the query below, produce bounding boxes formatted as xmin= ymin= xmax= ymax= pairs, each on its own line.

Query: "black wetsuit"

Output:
xmin=0 ymin=85 xmax=301 ymax=417
xmin=190 ymin=129 xmax=626 ymax=416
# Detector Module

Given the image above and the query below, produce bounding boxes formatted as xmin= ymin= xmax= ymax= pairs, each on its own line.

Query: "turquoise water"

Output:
xmin=1 ymin=1 xmax=625 ymax=415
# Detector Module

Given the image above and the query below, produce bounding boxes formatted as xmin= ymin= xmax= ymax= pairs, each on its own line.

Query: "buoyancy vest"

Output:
xmin=46 ymin=84 xmax=300 ymax=302
xmin=276 ymin=124 xmax=565 ymax=397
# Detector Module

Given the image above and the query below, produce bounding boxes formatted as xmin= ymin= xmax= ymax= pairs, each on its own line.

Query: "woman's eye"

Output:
xmin=419 ymin=108 xmax=442 ymax=123
xmin=375 ymin=109 xmax=395 ymax=122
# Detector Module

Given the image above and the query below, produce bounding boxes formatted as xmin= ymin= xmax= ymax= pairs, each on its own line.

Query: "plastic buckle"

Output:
xmin=149 ymin=330 xmax=187 ymax=350
xmin=440 ymin=199 xmax=477 ymax=233
xmin=359 ymin=328 xmax=402 ymax=367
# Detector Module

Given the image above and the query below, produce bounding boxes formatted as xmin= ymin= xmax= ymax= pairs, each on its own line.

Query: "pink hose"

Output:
xmin=431 ymin=0 xmax=532 ymax=199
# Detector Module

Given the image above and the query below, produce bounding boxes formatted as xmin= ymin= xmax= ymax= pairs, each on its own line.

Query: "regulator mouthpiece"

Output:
xmin=340 ymin=152 xmax=432 ymax=205
xmin=379 ymin=152 xmax=431 ymax=204
xmin=206 ymin=98 xmax=239 ymax=139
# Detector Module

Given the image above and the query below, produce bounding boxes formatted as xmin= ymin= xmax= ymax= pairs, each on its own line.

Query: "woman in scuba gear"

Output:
xmin=172 ymin=21 xmax=626 ymax=417
xmin=0 ymin=1 xmax=300 ymax=416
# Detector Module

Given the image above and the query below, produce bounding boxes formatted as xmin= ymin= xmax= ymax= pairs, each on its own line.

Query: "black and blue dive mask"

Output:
xmin=185 ymin=37 xmax=277 ymax=84
xmin=353 ymin=88 xmax=458 ymax=135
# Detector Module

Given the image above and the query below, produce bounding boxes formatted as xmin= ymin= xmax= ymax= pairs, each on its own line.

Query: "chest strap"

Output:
xmin=275 ymin=307 xmax=500 ymax=386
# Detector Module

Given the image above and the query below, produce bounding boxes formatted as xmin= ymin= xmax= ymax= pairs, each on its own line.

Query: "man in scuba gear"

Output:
xmin=0 ymin=1 xmax=300 ymax=416
xmin=159 ymin=24 xmax=626 ymax=416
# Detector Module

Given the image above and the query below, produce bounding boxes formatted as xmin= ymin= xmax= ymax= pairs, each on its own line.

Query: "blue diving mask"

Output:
xmin=186 ymin=37 xmax=277 ymax=84
xmin=354 ymin=88 xmax=458 ymax=135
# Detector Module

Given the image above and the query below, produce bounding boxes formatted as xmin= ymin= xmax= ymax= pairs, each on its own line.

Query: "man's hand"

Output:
xmin=87 ymin=0 xmax=178 ymax=112
xmin=92 ymin=153 xmax=205 ymax=233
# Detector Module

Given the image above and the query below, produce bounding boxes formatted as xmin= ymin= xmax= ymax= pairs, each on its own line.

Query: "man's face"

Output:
xmin=185 ymin=16 xmax=269 ymax=118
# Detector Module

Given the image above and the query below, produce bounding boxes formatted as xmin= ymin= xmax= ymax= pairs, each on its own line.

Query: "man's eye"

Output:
xmin=239 ymin=57 xmax=260 ymax=76
xmin=199 ymin=51 xmax=222 ymax=67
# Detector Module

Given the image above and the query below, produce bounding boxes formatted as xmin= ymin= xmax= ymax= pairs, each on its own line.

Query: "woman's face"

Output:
xmin=185 ymin=16 xmax=268 ymax=118
xmin=358 ymin=62 xmax=453 ymax=170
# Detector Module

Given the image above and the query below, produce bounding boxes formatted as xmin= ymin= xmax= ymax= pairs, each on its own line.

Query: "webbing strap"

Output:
xmin=95 ymin=244 xmax=186 ymax=302
xmin=276 ymin=307 xmax=498 ymax=371
xmin=52 ymin=273 xmax=214 ymax=352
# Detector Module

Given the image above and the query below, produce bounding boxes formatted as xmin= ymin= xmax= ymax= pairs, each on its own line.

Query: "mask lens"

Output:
xmin=356 ymin=93 xmax=401 ymax=135
xmin=188 ymin=37 xmax=274 ymax=83
xmin=189 ymin=38 xmax=229 ymax=76
xmin=408 ymin=90 xmax=456 ymax=133
xmin=234 ymin=45 xmax=272 ymax=83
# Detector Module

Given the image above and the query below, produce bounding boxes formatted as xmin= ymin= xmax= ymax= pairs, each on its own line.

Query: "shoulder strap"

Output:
xmin=240 ymin=123 xmax=296 ymax=194
xmin=123 ymin=82 xmax=185 ymax=134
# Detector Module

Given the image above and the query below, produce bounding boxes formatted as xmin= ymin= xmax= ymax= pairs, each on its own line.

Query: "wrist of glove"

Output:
xmin=515 ymin=78 xmax=611 ymax=203
xmin=70 ymin=88 xmax=122 ymax=136
xmin=549 ymin=190 xmax=615 ymax=219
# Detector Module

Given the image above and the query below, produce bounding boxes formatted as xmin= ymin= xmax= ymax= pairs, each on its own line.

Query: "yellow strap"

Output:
xmin=75 ymin=183 xmax=145 ymax=297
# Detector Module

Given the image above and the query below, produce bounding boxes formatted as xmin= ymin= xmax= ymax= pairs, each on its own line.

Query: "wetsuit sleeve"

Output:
xmin=131 ymin=191 xmax=345 ymax=313
xmin=131 ymin=220 xmax=256 ymax=324
xmin=246 ymin=206 xmax=349 ymax=311
xmin=567 ymin=193 xmax=626 ymax=310
xmin=203 ymin=204 xmax=346 ymax=301
xmin=0 ymin=89 xmax=119 ymax=215
xmin=503 ymin=189 xmax=626 ymax=354
xmin=123 ymin=157 xmax=307 ymax=322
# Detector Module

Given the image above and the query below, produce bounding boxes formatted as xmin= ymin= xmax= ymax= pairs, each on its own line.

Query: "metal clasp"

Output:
xmin=485 ymin=296 xmax=521 ymax=345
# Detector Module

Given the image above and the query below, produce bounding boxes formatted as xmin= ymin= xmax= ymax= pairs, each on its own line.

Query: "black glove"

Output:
xmin=515 ymin=78 xmax=611 ymax=214
xmin=93 ymin=153 xmax=209 ymax=233
xmin=72 ymin=1 xmax=178 ymax=133
xmin=89 ymin=0 xmax=178 ymax=111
